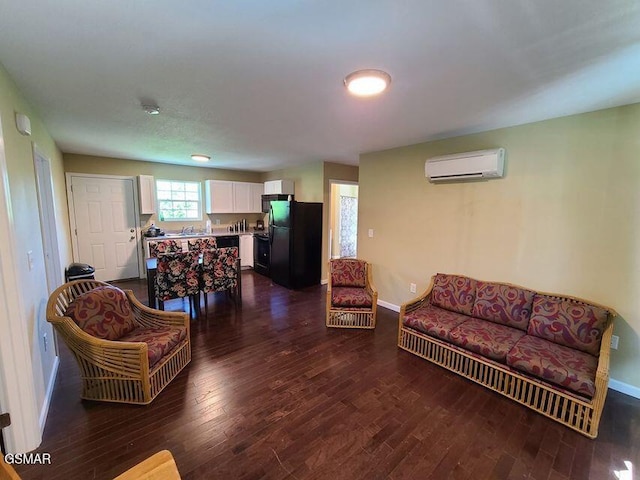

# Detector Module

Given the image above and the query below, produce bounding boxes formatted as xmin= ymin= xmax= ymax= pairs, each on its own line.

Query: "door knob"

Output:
xmin=130 ymin=228 xmax=135 ymax=233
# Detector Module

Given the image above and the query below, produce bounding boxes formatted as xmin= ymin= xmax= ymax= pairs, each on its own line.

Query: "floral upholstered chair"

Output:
xmin=154 ymin=251 xmax=201 ymax=316
xmin=187 ymin=236 xmax=217 ymax=253
xmin=326 ymin=258 xmax=378 ymax=329
xmin=201 ymin=247 xmax=241 ymax=314
xmin=148 ymin=239 xmax=182 ymax=258
xmin=46 ymin=280 xmax=191 ymax=404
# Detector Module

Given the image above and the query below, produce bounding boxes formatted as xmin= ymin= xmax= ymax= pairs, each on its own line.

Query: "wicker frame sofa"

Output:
xmin=47 ymin=280 xmax=191 ymax=405
xmin=398 ymin=273 xmax=616 ymax=438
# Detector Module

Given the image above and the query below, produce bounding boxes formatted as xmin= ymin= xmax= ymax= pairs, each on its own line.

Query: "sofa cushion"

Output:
xmin=448 ymin=318 xmax=526 ymax=363
xmin=332 ymin=287 xmax=372 ymax=308
xmin=527 ymin=295 xmax=609 ymax=356
xmin=119 ymin=326 xmax=188 ymax=367
xmin=506 ymin=335 xmax=598 ymax=398
xmin=65 ymin=286 xmax=136 ymax=340
xmin=430 ymin=274 xmax=476 ymax=316
xmin=471 ymin=281 xmax=535 ymax=331
xmin=403 ymin=304 xmax=470 ymax=342
xmin=331 ymin=259 xmax=367 ymax=288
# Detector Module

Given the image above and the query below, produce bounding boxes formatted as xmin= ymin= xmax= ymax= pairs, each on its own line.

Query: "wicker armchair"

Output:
xmin=46 ymin=280 xmax=191 ymax=405
xmin=326 ymin=258 xmax=378 ymax=329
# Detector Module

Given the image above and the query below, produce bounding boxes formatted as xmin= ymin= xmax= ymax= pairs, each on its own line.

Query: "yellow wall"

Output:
xmin=358 ymin=103 xmax=640 ymax=388
xmin=64 ymin=154 xmax=265 ymax=230
xmin=262 ymin=161 xmax=324 ymax=202
xmin=0 ymin=62 xmax=72 ymax=417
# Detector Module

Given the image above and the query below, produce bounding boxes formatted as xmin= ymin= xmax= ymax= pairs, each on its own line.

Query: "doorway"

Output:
xmin=33 ymin=147 xmax=63 ymax=293
xmin=329 ymin=181 xmax=359 ymax=259
xmin=67 ymin=174 xmax=141 ymax=281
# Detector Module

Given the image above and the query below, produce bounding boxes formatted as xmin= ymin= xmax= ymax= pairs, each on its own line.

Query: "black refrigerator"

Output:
xmin=269 ymin=200 xmax=322 ymax=289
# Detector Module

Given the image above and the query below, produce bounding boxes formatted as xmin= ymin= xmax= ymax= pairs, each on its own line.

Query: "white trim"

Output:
xmin=377 ymin=299 xmax=401 ymax=312
xmin=609 ymin=378 xmax=640 ymax=399
xmin=38 ymin=356 xmax=59 ymax=431
xmin=0 ymin=116 xmax=42 ymax=452
xmin=66 ymin=172 xmax=144 ymax=280
xmin=321 ymin=278 xmax=328 ymax=285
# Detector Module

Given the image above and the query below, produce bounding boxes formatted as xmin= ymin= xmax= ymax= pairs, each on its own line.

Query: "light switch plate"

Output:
xmin=611 ymin=335 xmax=619 ymax=350
xmin=27 ymin=250 xmax=34 ymax=271
xmin=368 ymin=229 xmax=374 ymax=238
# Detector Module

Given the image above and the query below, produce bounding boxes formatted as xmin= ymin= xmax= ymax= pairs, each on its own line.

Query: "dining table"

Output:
xmin=145 ymin=256 xmax=242 ymax=310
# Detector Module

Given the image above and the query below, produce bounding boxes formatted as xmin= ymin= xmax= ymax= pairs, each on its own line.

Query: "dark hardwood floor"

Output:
xmin=15 ymin=271 xmax=640 ymax=480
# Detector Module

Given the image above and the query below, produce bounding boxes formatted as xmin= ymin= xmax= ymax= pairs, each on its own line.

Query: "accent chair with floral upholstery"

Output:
xmin=201 ymin=247 xmax=241 ymax=314
xmin=398 ymin=273 xmax=616 ymax=438
xmin=46 ymin=280 xmax=191 ymax=405
xmin=326 ymin=258 xmax=378 ymax=329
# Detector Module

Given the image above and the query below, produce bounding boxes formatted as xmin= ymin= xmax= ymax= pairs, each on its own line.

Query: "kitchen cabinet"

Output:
xmin=205 ymin=180 xmax=234 ymax=214
xmin=264 ymin=179 xmax=294 ymax=195
xmin=239 ymin=234 xmax=254 ymax=268
xmin=233 ymin=182 xmax=252 ymax=213
xmin=250 ymin=183 xmax=264 ymax=213
xmin=206 ymin=180 xmax=263 ymax=214
xmin=138 ymin=175 xmax=156 ymax=214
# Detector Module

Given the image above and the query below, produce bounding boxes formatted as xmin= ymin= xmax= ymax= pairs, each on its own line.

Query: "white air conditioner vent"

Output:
xmin=425 ymin=148 xmax=506 ymax=182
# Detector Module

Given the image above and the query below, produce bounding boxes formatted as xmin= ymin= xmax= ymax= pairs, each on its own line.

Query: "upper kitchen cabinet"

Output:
xmin=206 ymin=180 xmax=264 ymax=214
xmin=233 ymin=182 xmax=252 ymax=213
xmin=250 ymin=183 xmax=264 ymax=212
xmin=264 ymin=179 xmax=294 ymax=195
xmin=205 ymin=180 xmax=234 ymax=213
xmin=138 ymin=175 xmax=156 ymax=214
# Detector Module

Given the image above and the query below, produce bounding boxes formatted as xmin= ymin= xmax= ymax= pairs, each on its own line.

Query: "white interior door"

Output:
xmin=33 ymin=149 xmax=63 ymax=292
xmin=71 ymin=176 xmax=140 ymax=281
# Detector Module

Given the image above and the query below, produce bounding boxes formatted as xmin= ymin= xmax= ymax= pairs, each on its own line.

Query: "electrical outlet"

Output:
xmin=368 ymin=229 xmax=374 ymax=238
xmin=410 ymin=283 xmax=417 ymax=294
xmin=611 ymin=335 xmax=619 ymax=350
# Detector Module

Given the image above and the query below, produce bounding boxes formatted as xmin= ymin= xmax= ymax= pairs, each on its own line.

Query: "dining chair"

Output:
xmin=187 ymin=236 xmax=217 ymax=253
xmin=148 ymin=239 xmax=182 ymax=258
xmin=154 ymin=251 xmax=201 ymax=316
xmin=201 ymin=247 xmax=241 ymax=314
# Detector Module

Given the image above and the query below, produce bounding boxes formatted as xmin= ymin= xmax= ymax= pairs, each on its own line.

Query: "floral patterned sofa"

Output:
xmin=47 ymin=280 xmax=191 ymax=404
xmin=398 ymin=273 xmax=616 ymax=438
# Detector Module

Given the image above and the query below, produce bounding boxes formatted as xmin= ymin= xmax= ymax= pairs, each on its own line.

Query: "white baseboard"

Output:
xmin=39 ymin=355 xmax=59 ymax=432
xmin=321 ymin=279 xmax=328 ymax=285
xmin=377 ymin=299 xmax=400 ymax=312
xmin=609 ymin=378 xmax=640 ymax=399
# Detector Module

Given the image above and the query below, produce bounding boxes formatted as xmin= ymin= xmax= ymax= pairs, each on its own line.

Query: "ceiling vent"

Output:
xmin=425 ymin=148 xmax=506 ymax=182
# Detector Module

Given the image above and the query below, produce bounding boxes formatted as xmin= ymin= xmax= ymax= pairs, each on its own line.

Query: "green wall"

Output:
xmin=0 ymin=61 xmax=72 ymax=422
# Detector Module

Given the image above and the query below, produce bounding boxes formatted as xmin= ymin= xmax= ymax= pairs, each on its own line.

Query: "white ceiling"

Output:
xmin=1 ymin=1 xmax=639 ymax=171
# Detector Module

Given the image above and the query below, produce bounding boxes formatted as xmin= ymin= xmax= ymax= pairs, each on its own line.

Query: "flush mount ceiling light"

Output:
xmin=142 ymin=104 xmax=160 ymax=115
xmin=191 ymin=154 xmax=211 ymax=162
xmin=344 ymin=69 xmax=391 ymax=97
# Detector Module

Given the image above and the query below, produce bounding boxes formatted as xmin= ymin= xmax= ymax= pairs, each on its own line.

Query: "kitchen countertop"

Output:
xmin=143 ymin=230 xmax=259 ymax=241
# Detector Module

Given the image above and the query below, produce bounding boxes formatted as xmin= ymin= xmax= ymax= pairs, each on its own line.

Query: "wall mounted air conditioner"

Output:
xmin=425 ymin=148 xmax=506 ymax=182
